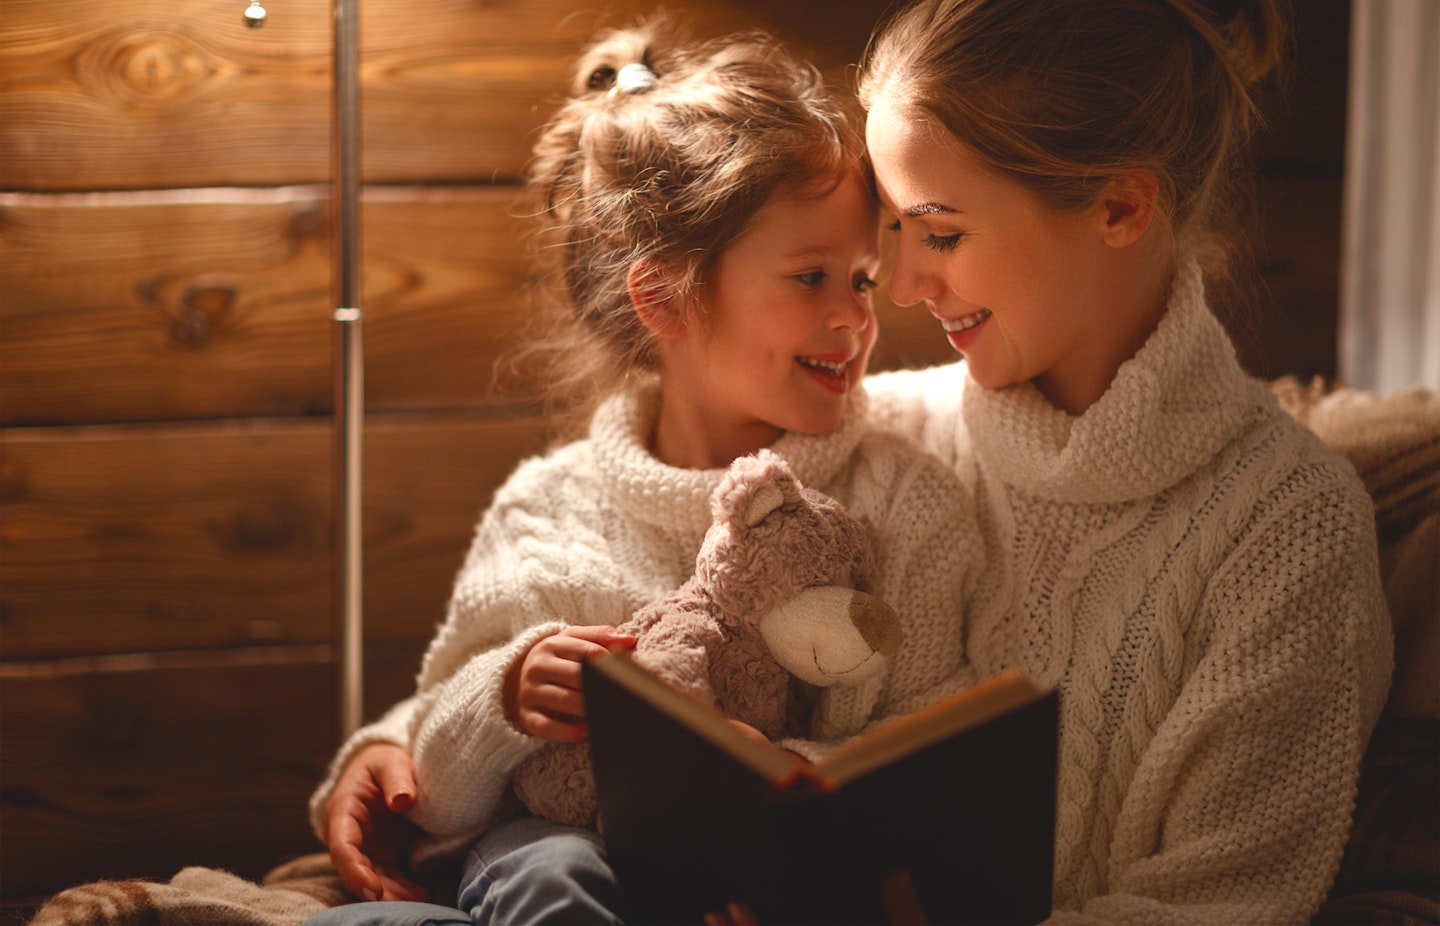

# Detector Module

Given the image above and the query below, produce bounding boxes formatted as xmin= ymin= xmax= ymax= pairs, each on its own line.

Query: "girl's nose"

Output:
xmin=830 ymin=286 xmax=875 ymax=332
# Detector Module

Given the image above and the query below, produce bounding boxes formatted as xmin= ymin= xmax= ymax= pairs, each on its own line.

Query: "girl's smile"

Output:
xmin=796 ymin=352 xmax=859 ymax=394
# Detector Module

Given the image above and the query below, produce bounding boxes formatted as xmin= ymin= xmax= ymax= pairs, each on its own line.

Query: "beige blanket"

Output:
xmin=28 ymin=853 xmax=350 ymax=926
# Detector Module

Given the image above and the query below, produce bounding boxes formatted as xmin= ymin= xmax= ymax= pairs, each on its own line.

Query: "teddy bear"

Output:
xmin=510 ymin=449 xmax=904 ymax=829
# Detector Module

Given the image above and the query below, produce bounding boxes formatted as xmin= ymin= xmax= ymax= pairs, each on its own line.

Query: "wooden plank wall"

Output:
xmin=0 ymin=0 xmax=1349 ymax=911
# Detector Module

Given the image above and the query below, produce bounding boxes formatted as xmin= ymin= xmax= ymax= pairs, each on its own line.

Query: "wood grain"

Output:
xmin=1 ymin=0 xmax=892 ymax=192
xmin=0 ymin=187 xmax=535 ymax=426
xmin=0 ymin=413 xmax=550 ymax=658
xmin=0 ymin=637 xmax=427 ymax=898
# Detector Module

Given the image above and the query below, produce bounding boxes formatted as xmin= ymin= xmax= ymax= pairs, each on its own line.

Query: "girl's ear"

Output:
xmin=1097 ymin=169 xmax=1160 ymax=249
xmin=627 ymin=259 xmax=687 ymax=340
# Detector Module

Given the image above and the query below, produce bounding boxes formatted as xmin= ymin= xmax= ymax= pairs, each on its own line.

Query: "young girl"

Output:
xmin=305 ymin=20 xmax=975 ymax=925
xmin=855 ymin=0 xmax=1393 ymax=922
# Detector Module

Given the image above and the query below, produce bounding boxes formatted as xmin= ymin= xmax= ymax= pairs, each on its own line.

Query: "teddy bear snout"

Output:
xmin=758 ymin=585 xmax=903 ymax=687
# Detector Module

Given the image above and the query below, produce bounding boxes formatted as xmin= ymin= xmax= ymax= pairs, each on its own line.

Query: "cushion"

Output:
xmin=1273 ymin=377 xmax=1440 ymax=925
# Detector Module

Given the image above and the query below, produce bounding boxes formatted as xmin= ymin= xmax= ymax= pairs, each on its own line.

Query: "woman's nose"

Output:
xmin=887 ymin=242 xmax=939 ymax=308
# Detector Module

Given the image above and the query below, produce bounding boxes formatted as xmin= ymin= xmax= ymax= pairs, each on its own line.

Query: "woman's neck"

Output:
xmin=1035 ymin=248 xmax=1174 ymax=416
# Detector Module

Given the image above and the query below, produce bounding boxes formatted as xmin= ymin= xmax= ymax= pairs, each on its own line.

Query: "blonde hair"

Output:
xmin=858 ymin=0 xmax=1289 ymax=282
xmin=511 ymin=19 xmax=868 ymax=431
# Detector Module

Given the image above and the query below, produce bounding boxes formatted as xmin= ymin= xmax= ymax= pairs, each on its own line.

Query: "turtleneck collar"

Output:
xmin=962 ymin=260 xmax=1271 ymax=503
xmin=590 ymin=380 xmax=872 ymax=534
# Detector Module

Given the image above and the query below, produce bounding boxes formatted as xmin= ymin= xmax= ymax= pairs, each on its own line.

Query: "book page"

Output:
xmin=815 ymin=669 xmax=1046 ymax=785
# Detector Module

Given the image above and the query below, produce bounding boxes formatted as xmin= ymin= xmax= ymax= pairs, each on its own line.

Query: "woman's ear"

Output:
xmin=627 ymin=259 xmax=687 ymax=340
xmin=1097 ymin=169 xmax=1160 ymax=249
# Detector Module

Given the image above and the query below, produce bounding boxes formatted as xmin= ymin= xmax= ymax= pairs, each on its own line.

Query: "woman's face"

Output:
xmin=866 ymin=95 xmax=1158 ymax=415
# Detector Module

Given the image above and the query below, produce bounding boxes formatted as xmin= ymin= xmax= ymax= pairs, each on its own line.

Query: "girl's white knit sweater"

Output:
xmin=308 ymin=384 xmax=977 ymax=862
xmin=865 ymin=262 xmax=1393 ymax=925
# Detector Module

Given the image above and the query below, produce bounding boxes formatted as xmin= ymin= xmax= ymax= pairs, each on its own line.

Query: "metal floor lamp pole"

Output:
xmin=244 ymin=0 xmax=366 ymax=740
xmin=332 ymin=0 xmax=365 ymax=740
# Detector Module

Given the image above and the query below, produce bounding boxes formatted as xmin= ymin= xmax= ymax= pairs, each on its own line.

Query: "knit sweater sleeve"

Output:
xmin=305 ymin=446 xmax=641 ymax=845
xmin=400 ymin=457 xmax=641 ymax=841
xmin=1051 ymin=458 xmax=1393 ymax=925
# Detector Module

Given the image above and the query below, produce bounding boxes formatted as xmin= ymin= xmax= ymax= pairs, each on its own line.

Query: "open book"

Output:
xmin=583 ymin=651 xmax=1057 ymax=925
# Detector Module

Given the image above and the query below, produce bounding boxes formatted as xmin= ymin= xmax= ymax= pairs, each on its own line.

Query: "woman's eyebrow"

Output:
xmin=905 ymin=202 xmax=959 ymax=217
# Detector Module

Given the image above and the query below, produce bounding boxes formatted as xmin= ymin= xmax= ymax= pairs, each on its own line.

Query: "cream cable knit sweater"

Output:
xmin=865 ymin=262 xmax=1393 ymax=925
xmin=308 ymin=385 xmax=977 ymax=862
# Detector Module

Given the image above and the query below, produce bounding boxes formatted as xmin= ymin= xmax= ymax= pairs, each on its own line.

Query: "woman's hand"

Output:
xmin=321 ymin=742 xmax=428 ymax=902
xmin=505 ymin=625 xmax=637 ymax=742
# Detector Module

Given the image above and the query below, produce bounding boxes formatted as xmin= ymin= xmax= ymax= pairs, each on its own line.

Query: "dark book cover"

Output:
xmin=584 ymin=653 xmax=1057 ymax=925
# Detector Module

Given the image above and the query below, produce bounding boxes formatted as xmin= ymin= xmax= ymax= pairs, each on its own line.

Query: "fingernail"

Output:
xmin=362 ymin=888 xmax=380 ymax=902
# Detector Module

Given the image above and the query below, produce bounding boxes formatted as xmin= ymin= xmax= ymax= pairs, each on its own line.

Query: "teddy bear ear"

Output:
xmin=712 ymin=450 xmax=801 ymax=527
xmin=743 ymin=482 xmax=785 ymax=526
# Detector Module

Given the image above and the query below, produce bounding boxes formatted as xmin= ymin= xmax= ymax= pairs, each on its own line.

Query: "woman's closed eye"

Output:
xmin=886 ymin=219 xmax=963 ymax=253
xmin=921 ymin=231 xmax=963 ymax=252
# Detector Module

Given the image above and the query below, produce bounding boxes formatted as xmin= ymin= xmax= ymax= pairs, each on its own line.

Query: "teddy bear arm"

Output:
xmin=632 ymin=609 xmax=723 ymax=705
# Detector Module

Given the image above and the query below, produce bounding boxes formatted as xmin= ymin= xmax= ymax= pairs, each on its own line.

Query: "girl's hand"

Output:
xmin=322 ymin=742 xmax=428 ymax=902
xmin=506 ymin=625 xmax=637 ymax=742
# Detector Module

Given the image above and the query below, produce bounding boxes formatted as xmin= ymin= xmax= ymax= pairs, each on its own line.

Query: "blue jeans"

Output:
xmin=302 ymin=815 xmax=629 ymax=925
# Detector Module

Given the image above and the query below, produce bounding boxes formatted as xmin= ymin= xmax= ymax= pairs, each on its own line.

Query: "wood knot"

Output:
xmin=92 ymin=31 xmax=220 ymax=104
xmin=173 ymin=284 xmax=237 ymax=348
xmin=216 ymin=497 xmax=320 ymax=555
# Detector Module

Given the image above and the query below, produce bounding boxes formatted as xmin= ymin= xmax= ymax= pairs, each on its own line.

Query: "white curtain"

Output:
xmin=1339 ymin=0 xmax=1440 ymax=395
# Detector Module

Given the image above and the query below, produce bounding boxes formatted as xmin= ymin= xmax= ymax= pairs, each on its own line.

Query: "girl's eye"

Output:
xmin=922 ymin=232 xmax=963 ymax=252
xmin=795 ymin=270 xmax=826 ymax=287
xmin=853 ymin=276 xmax=878 ymax=294
xmin=887 ymin=220 xmax=901 ymax=232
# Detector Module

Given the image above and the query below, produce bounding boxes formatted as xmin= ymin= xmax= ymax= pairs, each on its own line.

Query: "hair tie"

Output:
xmin=612 ymin=62 xmax=659 ymax=96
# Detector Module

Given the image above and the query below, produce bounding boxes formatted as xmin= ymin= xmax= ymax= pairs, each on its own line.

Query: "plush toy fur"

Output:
xmin=510 ymin=449 xmax=903 ymax=829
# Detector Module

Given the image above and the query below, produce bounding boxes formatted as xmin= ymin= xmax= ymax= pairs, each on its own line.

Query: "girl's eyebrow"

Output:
xmin=904 ymin=202 xmax=959 ymax=218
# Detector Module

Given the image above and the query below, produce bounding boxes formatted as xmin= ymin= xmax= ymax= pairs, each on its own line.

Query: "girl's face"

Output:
xmin=866 ymin=95 xmax=1161 ymax=415
xmin=653 ymin=172 xmax=881 ymax=469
